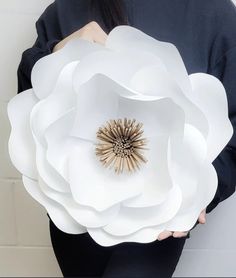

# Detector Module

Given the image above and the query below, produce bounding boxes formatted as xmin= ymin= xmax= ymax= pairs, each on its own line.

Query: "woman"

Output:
xmin=17 ymin=0 xmax=236 ymax=277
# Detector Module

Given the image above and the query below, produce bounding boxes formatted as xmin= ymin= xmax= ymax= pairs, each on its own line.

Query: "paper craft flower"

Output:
xmin=7 ymin=26 xmax=233 ymax=246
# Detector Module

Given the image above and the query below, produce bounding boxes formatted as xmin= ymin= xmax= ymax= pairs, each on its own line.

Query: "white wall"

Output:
xmin=0 ymin=0 xmax=236 ymax=277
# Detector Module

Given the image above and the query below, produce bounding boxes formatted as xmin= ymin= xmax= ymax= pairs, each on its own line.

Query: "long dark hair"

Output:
xmin=89 ymin=0 xmax=129 ymax=32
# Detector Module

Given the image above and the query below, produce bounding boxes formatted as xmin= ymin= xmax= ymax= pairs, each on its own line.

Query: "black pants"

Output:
xmin=48 ymin=214 xmax=190 ymax=278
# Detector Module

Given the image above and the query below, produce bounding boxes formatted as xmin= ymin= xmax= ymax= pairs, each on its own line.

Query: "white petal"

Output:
xmin=118 ymin=92 xmax=185 ymax=139
xmin=38 ymin=175 xmax=120 ymax=228
xmin=70 ymin=74 xmax=133 ymax=142
xmin=165 ymin=162 xmax=217 ymax=231
xmin=71 ymin=115 xmax=183 ymax=211
xmin=163 ymin=124 xmax=213 ymax=231
xmin=198 ymin=163 xmax=218 ymax=209
xmin=31 ymin=38 xmax=104 ymax=99
xmin=7 ymin=89 xmax=38 ymax=179
xmin=22 ymin=175 xmax=86 ymax=234
xmin=103 ymin=184 xmax=182 ymax=236
xmin=87 ymin=225 xmax=166 ymax=247
xmin=71 ymin=74 xmax=185 ymax=141
xmin=130 ymin=66 xmax=208 ymax=137
xmin=30 ymin=62 xmax=78 ymax=148
xmin=72 ymin=48 xmax=166 ymax=90
xmin=34 ymin=138 xmax=70 ymax=193
xmin=123 ymin=135 xmax=174 ymax=208
xmin=167 ymin=124 xmax=207 ymax=209
xmin=44 ymin=109 xmax=76 ymax=182
xmin=67 ymin=139 xmax=146 ymax=211
xmin=106 ymin=25 xmax=191 ymax=97
xmin=189 ymin=73 xmax=233 ymax=162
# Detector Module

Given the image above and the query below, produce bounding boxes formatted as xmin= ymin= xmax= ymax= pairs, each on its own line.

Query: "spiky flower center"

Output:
xmin=95 ymin=118 xmax=148 ymax=174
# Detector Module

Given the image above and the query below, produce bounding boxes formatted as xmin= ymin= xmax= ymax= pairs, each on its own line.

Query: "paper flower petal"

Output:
xmin=72 ymin=48 xmax=166 ymax=90
xmin=67 ymin=138 xmax=146 ymax=211
xmin=71 ymin=74 xmax=185 ymax=141
xmin=165 ymin=161 xmax=217 ymax=231
xmin=122 ymin=135 xmax=174 ymax=208
xmin=189 ymin=73 xmax=234 ymax=162
xmin=168 ymin=124 xmax=207 ymax=206
xmin=118 ymin=94 xmax=185 ymax=139
xmin=87 ymin=225 xmax=166 ymax=247
xmin=30 ymin=62 xmax=78 ymax=148
xmin=31 ymin=39 xmax=104 ymax=99
xmin=106 ymin=25 xmax=192 ymax=96
xmin=163 ymin=124 xmax=214 ymax=231
xmin=22 ymin=175 xmax=86 ymax=234
xmin=38 ymin=175 xmax=120 ymax=228
xmin=35 ymin=139 xmax=69 ymax=193
xmin=130 ymin=66 xmax=209 ymax=137
xmin=44 ymin=109 xmax=76 ymax=182
xmin=103 ymin=184 xmax=181 ymax=236
xmin=7 ymin=89 xmax=38 ymax=179
xmin=70 ymin=74 xmax=133 ymax=142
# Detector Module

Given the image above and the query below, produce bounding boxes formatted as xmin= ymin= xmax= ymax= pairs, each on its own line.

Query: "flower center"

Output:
xmin=95 ymin=118 xmax=148 ymax=174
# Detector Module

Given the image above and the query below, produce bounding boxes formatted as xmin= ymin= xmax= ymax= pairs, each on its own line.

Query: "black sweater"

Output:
xmin=17 ymin=0 xmax=236 ymax=214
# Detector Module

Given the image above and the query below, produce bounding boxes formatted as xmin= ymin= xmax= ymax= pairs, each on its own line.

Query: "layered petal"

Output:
xmin=71 ymin=74 xmax=185 ymax=142
xmin=22 ymin=175 xmax=86 ymax=234
xmin=7 ymin=89 xmax=38 ymax=179
xmin=31 ymin=38 xmax=104 ymax=99
xmin=30 ymin=62 xmax=78 ymax=148
xmin=167 ymin=124 xmax=208 ymax=208
xmin=44 ymin=109 xmax=76 ymax=182
xmin=164 ymin=161 xmax=217 ymax=232
xmin=87 ymin=224 xmax=166 ymax=247
xmin=72 ymin=48 xmax=166 ymax=90
xmin=103 ymin=183 xmax=182 ymax=236
xmin=130 ymin=66 xmax=209 ymax=137
xmin=38 ymin=175 xmax=120 ymax=228
xmin=163 ymin=124 xmax=216 ymax=231
xmin=28 ymin=64 xmax=76 ymax=192
xmin=122 ymin=135 xmax=177 ymax=208
xmin=106 ymin=25 xmax=192 ymax=97
xmin=67 ymin=138 xmax=146 ymax=211
xmin=34 ymin=138 xmax=69 ymax=193
xmin=189 ymin=73 xmax=233 ymax=162
xmin=70 ymin=74 xmax=133 ymax=142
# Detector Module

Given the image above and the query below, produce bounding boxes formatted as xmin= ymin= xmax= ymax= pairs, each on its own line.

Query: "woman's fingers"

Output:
xmin=158 ymin=230 xmax=173 ymax=240
xmin=158 ymin=230 xmax=189 ymax=240
xmin=172 ymin=231 xmax=189 ymax=238
xmin=78 ymin=21 xmax=108 ymax=44
xmin=87 ymin=21 xmax=108 ymax=44
xmin=53 ymin=21 xmax=108 ymax=52
xmin=158 ymin=209 xmax=207 ymax=240
xmin=198 ymin=208 xmax=206 ymax=224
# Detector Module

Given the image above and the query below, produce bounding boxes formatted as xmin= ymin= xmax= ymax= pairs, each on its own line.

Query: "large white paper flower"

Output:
xmin=7 ymin=26 xmax=233 ymax=246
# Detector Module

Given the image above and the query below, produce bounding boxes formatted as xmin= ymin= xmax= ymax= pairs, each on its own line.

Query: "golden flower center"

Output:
xmin=95 ymin=118 xmax=148 ymax=174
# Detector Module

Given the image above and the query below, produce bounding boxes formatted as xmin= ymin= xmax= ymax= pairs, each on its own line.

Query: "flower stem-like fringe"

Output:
xmin=95 ymin=118 xmax=149 ymax=174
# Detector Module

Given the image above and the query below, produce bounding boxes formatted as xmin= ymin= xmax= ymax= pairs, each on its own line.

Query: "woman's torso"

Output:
xmin=40 ymin=0 xmax=236 ymax=75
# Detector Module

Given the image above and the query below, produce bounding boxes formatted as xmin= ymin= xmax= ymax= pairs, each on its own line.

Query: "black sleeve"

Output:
xmin=17 ymin=3 xmax=61 ymax=94
xmin=206 ymin=46 xmax=236 ymax=213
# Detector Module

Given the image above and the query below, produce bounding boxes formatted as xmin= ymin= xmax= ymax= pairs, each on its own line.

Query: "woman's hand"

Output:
xmin=53 ymin=21 xmax=107 ymax=52
xmin=157 ymin=208 xmax=207 ymax=240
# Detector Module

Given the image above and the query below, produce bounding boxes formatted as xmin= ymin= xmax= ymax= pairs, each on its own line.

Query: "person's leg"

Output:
xmin=48 ymin=216 xmax=115 ymax=277
xmin=102 ymin=233 xmax=189 ymax=278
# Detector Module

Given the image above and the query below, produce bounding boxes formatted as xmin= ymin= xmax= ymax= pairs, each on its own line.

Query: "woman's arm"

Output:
xmin=17 ymin=3 xmax=107 ymax=94
xmin=17 ymin=3 xmax=61 ymax=94
xmin=206 ymin=46 xmax=236 ymax=213
xmin=205 ymin=1 xmax=236 ymax=213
